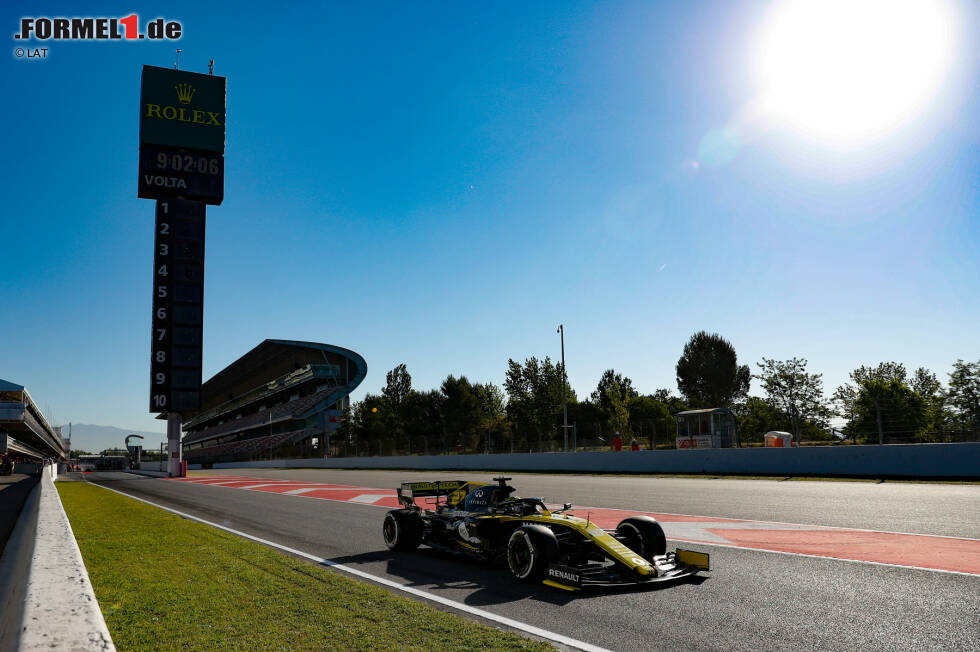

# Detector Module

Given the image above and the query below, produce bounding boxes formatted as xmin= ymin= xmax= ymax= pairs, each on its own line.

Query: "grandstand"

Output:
xmin=0 ymin=379 xmax=66 ymax=465
xmin=181 ymin=340 xmax=366 ymax=464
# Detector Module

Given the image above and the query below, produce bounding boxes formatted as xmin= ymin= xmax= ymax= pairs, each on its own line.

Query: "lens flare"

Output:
xmin=757 ymin=0 xmax=955 ymax=141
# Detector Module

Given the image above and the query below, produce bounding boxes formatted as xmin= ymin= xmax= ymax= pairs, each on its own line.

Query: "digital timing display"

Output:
xmin=138 ymin=145 xmax=224 ymax=205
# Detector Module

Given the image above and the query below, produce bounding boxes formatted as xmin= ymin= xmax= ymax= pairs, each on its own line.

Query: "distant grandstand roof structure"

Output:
xmin=181 ymin=340 xmax=366 ymax=463
xmin=0 ymin=378 xmax=67 ymax=461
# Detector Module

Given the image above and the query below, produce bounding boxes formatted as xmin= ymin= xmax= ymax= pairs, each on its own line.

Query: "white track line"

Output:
xmin=87 ymin=480 xmax=612 ymax=652
xmin=349 ymin=494 xmax=394 ymax=504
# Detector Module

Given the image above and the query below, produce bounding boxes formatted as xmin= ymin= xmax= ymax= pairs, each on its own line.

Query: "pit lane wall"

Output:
xmin=0 ymin=467 xmax=115 ymax=650
xmin=201 ymin=442 xmax=980 ymax=479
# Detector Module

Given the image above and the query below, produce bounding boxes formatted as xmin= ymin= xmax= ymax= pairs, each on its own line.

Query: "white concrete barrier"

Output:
xmin=0 ymin=474 xmax=115 ymax=650
xmin=0 ymin=481 xmax=39 ymax=649
xmin=134 ymin=460 xmax=168 ymax=472
xmin=209 ymin=442 xmax=980 ymax=479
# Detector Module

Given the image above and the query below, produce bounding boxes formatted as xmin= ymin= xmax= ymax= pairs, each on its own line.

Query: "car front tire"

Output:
xmin=615 ymin=516 xmax=667 ymax=561
xmin=506 ymin=524 xmax=558 ymax=582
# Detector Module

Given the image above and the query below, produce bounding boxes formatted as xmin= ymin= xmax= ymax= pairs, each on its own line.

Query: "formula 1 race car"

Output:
xmin=382 ymin=477 xmax=709 ymax=591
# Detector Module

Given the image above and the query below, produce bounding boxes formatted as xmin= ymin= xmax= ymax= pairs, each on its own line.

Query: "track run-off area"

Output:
xmin=173 ymin=474 xmax=979 ymax=576
xmin=85 ymin=469 xmax=980 ymax=651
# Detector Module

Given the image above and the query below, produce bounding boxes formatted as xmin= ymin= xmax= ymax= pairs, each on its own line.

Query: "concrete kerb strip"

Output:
xmin=16 ymin=471 xmax=115 ymax=651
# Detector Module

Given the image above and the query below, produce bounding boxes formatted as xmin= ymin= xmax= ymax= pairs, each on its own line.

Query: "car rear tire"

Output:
xmin=506 ymin=525 xmax=558 ymax=582
xmin=615 ymin=516 xmax=667 ymax=561
xmin=383 ymin=509 xmax=423 ymax=551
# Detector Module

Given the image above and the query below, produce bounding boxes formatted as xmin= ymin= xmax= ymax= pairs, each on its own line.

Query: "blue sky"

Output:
xmin=2 ymin=1 xmax=978 ymax=442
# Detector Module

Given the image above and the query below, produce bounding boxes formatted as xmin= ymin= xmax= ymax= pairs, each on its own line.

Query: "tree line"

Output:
xmin=334 ymin=331 xmax=980 ymax=454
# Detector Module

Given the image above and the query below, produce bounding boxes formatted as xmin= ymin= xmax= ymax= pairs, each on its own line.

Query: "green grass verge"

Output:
xmin=57 ymin=482 xmax=551 ymax=651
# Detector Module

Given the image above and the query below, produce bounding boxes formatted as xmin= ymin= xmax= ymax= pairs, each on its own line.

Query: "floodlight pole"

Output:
xmin=558 ymin=324 xmax=569 ymax=452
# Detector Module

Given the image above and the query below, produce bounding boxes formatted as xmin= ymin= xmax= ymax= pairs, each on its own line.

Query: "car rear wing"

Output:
xmin=397 ymin=480 xmax=471 ymax=507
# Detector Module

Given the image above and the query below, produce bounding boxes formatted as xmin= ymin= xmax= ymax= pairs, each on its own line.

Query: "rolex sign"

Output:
xmin=139 ymin=65 xmax=226 ymax=154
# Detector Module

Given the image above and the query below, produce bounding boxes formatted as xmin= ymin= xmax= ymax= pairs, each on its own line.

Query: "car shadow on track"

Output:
xmin=326 ymin=548 xmax=708 ymax=609
xmin=325 ymin=548 xmax=577 ymax=606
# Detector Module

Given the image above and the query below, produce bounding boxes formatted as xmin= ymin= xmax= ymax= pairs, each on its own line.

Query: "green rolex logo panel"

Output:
xmin=140 ymin=65 xmax=226 ymax=153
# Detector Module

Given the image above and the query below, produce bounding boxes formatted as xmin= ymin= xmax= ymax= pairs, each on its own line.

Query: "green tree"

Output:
xmin=362 ymin=394 xmax=390 ymax=454
xmin=627 ymin=395 xmax=674 ymax=449
xmin=911 ymin=367 xmax=941 ymax=397
xmin=911 ymin=367 xmax=951 ymax=440
xmin=590 ymin=369 xmax=638 ymax=412
xmin=849 ymin=378 xmax=927 ymax=444
xmin=473 ymin=383 xmax=506 ymax=453
xmin=382 ymin=364 xmax=412 ymax=409
xmin=337 ymin=394 xmax=390 ymax=456
xmin=754 ymin=357 xmax=830 ymax=442
xmin=947 ymin=359 xmax=980 ymax=434
xmin=735 ymin=397 xmax=791 ymax=445
xmin=504 ymin=358 xmax=532 ymax=446
xmin=440 ymin=375 xmax=482 ymax=452
xmin=566 ymin=400 xmax=604 ymax=448
xmin=605 ymin=382 xmax=633 ymax=442
xmin=676 ymin=331 xmax=750 ymax=408
xmin=504 ymin=357 xmax=574 ymax=451
xmin=382 ymin=364 xmax=412 ymax=452
xmin=833 ymin=362 xmax=907 ymax=422
xmin=402 ymin=389 xmax=444 ymax=454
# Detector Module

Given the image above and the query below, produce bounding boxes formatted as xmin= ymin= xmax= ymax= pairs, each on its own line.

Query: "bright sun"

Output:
xmin=757 ymin=0 xmax=955 ymax=140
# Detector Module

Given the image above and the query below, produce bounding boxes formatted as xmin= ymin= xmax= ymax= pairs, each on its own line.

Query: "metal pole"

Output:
xmin=558 ymin=324 xmax=569 ymax=451
xmin=874 ymin=399 xmax=884 ymax=445
xmin=167 ymin=413 xmax=182 ymax=477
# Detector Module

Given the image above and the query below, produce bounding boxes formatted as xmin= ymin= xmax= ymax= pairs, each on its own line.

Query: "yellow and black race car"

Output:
xmin=382 ymin=476 xmax=709 ymax=591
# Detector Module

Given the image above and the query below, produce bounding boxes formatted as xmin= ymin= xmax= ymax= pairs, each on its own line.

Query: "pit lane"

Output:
xmin=83 ymin=470 xmax=980 ymax=651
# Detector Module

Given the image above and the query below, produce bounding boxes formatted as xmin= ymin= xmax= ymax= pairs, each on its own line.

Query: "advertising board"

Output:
xmin=139 ymin=65 xmax=225 ymax=153
xmin=676 ymin=435 xmax=714 ymax=449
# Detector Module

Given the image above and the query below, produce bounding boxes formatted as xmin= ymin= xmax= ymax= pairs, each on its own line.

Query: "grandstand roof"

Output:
xmin=179 ymin=340 xmax=366 ymax=456
xmin=175 ymin=339 xmax=366 ymax=432
xmin=198 ymin=339 xmax=365 ymax=410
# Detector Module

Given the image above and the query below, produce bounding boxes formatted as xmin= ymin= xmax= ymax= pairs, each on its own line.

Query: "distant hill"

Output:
xmin=59 ymin=423 xmax=167 ymax=455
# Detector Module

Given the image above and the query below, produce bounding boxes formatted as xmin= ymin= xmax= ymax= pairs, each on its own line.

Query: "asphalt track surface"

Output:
xmin=84 ymin=470 xmax=980 ymax=651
